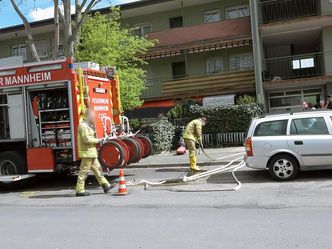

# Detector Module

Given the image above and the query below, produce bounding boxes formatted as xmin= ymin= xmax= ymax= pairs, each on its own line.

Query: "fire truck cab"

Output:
xmin=0 ymin=58 xmax=151 ymax=183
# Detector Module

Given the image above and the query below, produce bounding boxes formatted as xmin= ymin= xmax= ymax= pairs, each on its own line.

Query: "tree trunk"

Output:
xmin=53 ymin=0 xmax=60 ymax=59
xmin=63 ymin=0 xmax=74 ymax=58
xmin=71 ymin=0 xmax=101 ymax=58
xmin=10 ymin=0 xmax=40 ymax=62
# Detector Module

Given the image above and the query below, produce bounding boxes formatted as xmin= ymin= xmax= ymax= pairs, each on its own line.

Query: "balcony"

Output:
xmin=162 ymin=70 xmax=255 ymax=98
xmin=146 ymin=17 xmax=251 ymax=55
xmin=263 ymin=52 xmax=324 ymax=81
xmin=261 ymin=0 xmax=320 ymax=24
xmin=141 ymin=69 xmax=255 ymax=100
xmin=141 ymin=79 xmax=163 ymax=99
xmin=13 ymin=47 xmax=64 ymax=62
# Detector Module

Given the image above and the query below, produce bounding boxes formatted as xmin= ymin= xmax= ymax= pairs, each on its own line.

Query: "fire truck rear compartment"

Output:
xmin=0 ymin=84 xmax=75 ymax=175
xmin=27 ymin=86 xmax=74 ymax=171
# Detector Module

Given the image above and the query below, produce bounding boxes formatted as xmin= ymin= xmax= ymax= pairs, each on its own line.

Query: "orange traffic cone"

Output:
xmin=115 ymin=169 xmax=128 ymax=196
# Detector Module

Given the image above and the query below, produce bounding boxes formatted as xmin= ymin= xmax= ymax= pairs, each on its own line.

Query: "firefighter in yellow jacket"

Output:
xmin=75 ymin=109 xmax=112 ymax=197
xmin=183 ymin=117 xmax=207 ymax=171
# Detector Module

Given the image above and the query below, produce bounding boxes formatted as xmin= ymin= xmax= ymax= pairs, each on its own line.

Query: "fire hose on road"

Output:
xmin=126 ymin=148 xmax=246 ymax=192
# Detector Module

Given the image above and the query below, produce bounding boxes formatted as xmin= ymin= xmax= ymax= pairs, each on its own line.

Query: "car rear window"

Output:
xmin=290 ymin=117 xmax=329 ymax=135
xmin=254 ymin=120 xmax=288 ymax=136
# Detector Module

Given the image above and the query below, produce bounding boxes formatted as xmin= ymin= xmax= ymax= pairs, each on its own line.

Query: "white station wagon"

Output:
xmin=245 ymin=110 xmax=332 ymax=181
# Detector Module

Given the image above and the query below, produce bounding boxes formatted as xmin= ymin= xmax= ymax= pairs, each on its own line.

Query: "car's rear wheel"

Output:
xmin=268 ymin=154 xmax=299 ymax=181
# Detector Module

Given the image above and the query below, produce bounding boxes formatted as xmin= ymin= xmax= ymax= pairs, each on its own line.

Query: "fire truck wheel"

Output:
xmin=131 ymin=137 xmax=145 ymax=162
xmin=0 ymin=151 xmax=30 ymax=190
xmin=137 ymin=135 xmax=153 ymax=158
xmin=0 ymin=151 xmax=26 ymax=175
xmin=98 ymin=141 xmax=125 ymax=170
xmin=122 ymin=138 xmax=141 ymax=165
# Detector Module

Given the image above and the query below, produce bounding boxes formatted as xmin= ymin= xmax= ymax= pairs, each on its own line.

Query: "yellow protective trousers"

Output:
xmin=76 ymin=158 xmax=109 ymax=193
xmin=184 ymin=138 xmax=199 ymax=170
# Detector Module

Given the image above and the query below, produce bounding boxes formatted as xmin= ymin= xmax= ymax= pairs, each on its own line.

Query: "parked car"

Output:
xmin=244 ymin=110 xmax=332 ymax=181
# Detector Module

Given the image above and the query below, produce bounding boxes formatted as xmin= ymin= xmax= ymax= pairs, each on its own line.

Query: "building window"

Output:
xmin=229 ymin=53 xmax=253 ymax=71
xmin=35 ymin=40 xmax=49 ymax=58
xmin=172 ymin=61 xmax=186 ymax=79
xmin=58 ymin=44 xmax=64 ymax=55
xmin=133 ymin=24 xmax=152 ymax=37
xmin=206 ymin=57 xmax=223 ymax=74
xmin=169 ymin=16 xmax=183 ymax=29
xmin=12 ymin=44 xmax=27 ymax=61
xmin=226 ymin=5 xmax=249 ymax=20
xmin=269 ymin=88 xmax=323 ymax=113
xmin=204 ymin=9 xmax=221 ymax=23
xmin=292 ymin=58 xmax=315 ymax=69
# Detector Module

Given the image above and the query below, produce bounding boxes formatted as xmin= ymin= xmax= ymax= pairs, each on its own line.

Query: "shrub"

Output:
xmin=171 ymin=126 xmax=185 ymax=150
xmin=167 ymin=100 xmax=201 ymax=121
xmin=149 ymin=117 xmax=175 ymax=152
xmin=236 ymin=95 xmax=257 ymax=105
xmin=130 ymin=118 xmax=141 ymax=132
xmin=187 ymin=103 xmax=263 ymax=134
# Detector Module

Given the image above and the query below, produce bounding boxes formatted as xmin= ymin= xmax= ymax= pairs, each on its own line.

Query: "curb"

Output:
xmin=128 ymin=160 xmax=242 ymax=169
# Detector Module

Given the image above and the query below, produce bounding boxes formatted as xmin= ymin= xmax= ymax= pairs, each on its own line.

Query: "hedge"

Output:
xmin=169 ymin=103 xmax=263 ymax=148
xmin=187 ymin=103 xmax=263 ymax=134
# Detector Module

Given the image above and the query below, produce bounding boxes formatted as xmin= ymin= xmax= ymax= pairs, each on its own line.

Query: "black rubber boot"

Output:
xmin=102 ymin=183 xmax=113 ymax=194
xmin=75 ymin=192 xmax=91 ymax=197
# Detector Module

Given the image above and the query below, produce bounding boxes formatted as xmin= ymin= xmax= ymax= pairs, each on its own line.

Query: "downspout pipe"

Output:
xmin=249 ymin=0 xmax=266 ymax=107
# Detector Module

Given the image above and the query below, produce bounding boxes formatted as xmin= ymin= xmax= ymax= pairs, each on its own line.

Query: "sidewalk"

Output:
xmin=130 ymin=147 xmax=245 ymax=168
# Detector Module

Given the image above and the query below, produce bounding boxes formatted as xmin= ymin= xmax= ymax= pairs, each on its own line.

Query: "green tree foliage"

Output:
xmin=76 ymin=8 xmax=156 ymax=110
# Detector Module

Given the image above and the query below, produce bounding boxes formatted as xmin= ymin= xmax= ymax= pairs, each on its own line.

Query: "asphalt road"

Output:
xmin=1 ymin=166 xmax=332 ymax=249
xmin=1 ymin=206 xmax=332 ymax=249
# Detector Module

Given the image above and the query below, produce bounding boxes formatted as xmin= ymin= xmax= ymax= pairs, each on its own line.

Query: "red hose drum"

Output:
xmin=131 ymin=136 xmax=145 ymax=162
xmin=98 ymin=140 xmax=125 ymax=169
xmin=113 ymin=139 xmax=130 ymax=167
xmin=137 ymin=135 xmax=153 ymax=158
xmin=122 ymin=137 xmax=141 ymax=165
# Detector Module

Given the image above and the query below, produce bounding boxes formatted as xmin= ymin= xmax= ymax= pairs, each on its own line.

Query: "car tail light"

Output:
xmin=245 ymin=137 xmax=253 ymax=157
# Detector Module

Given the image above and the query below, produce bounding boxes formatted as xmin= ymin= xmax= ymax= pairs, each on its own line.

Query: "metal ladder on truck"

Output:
xmin=77 ymin=68 xmax=90 ymax=118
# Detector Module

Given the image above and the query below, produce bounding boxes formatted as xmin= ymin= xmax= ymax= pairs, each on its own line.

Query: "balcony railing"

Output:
xmin=162 ymin=69 xmax=255 ymax=98
xmin=261 ymin=0 xmax=320 ymax=24
xmin=146 ymin=17 xmax=251 ymax=50
xmin=263 ymin=52 xmax=324 ymax=81
xmin=13 ymin=47 xmax=64 ymax=62
xmin=140 ymin=68 xmax=255 ymax=100
xmin=141 ymin=79 xmax=163 ymax=99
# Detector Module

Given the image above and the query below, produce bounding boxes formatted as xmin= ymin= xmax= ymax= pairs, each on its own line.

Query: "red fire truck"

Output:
xmin=0 ymin=58 xmax=152 ymax=185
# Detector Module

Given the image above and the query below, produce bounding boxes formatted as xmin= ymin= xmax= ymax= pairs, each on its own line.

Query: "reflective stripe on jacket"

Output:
xmin=182 ymin=119 xmax=203 ymax=143
xmin=78 ymin=121 xmax=100 ymax=158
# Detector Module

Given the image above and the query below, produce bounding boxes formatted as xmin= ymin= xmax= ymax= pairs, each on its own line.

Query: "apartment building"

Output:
xmin=120 ymin=0 xmax=255 ymax=118
xmin=0 ymin=0 xmax=255 ymax=118
xmin=1 ymin=0 xmax=331 ymax=116
xmin=255 ymin=0 xmax=332 ymax=113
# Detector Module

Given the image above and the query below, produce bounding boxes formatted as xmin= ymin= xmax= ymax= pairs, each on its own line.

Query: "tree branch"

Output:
xmin=10 ymin=0 xmax=40 ymax=61
xmin=71 ymin=0 xmax=101 ymax=48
